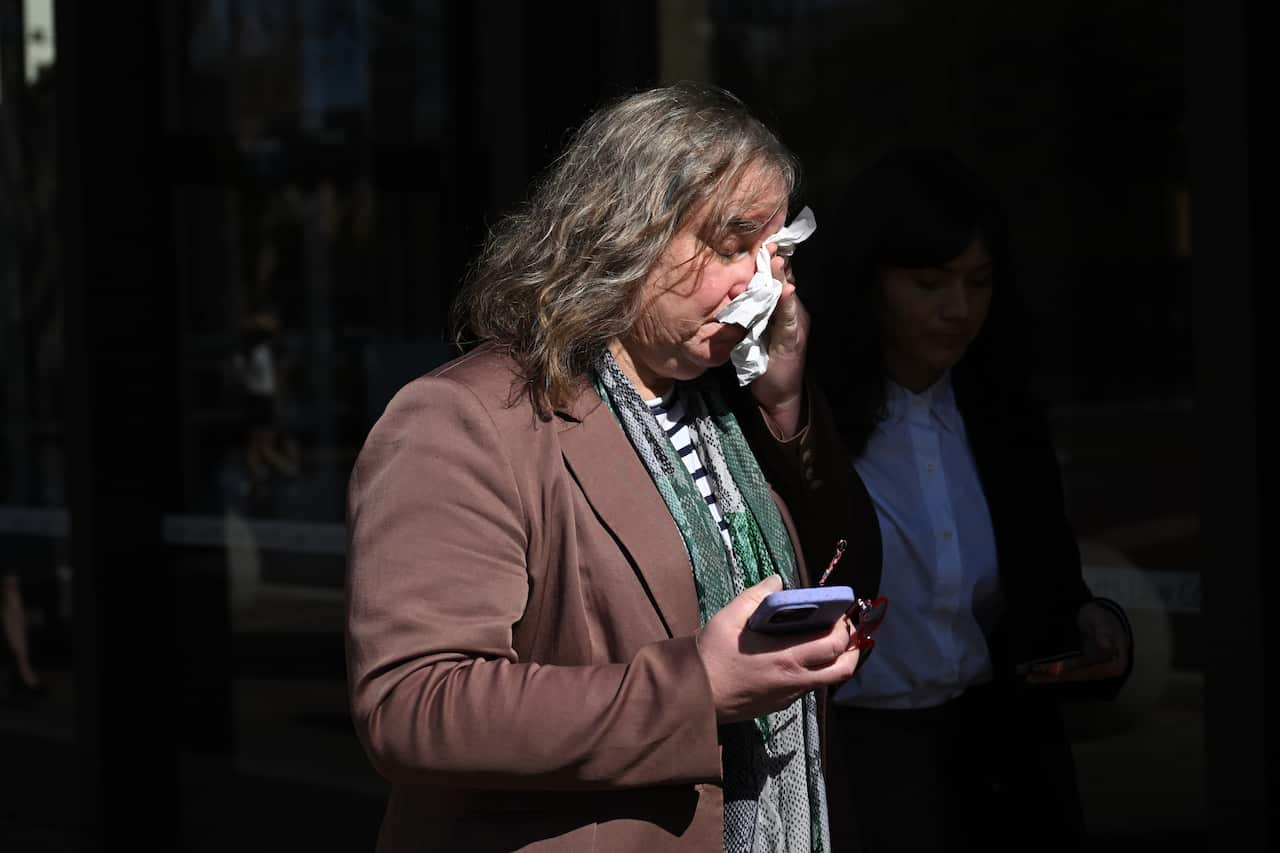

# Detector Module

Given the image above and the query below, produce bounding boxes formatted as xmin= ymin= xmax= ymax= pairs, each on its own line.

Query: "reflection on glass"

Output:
xmin=1 ymin=0 xmax=76 ymax=845
xmin=2 ymin=0 xmax=65 ymax=700
xmin=22 ymin=0 xmax=56 ymax=85
xmin=167 ymin=4 xmax=459 ymax=846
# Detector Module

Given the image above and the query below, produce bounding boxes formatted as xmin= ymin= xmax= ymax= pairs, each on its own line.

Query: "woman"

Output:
xmin=345 ymin=83 xmax=865 ymax=852
xmin=810 ymin=149 xmax=1133 ymax=851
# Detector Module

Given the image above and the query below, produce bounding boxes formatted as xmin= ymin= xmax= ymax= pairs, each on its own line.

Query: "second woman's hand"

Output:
xmin=1024 ymin=601 xmax=1130 ymax=684
xmin=695 ymin=574 xmax=860 ymax=724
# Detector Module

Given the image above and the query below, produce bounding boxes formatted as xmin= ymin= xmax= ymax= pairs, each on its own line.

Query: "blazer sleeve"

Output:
xmin=345 ymin=375 xmax=722 ymax=790
xmin=737 ymin=377 xmax=882 ymax=599
xmin=983 ymin=395 xmax=1132 ymax=698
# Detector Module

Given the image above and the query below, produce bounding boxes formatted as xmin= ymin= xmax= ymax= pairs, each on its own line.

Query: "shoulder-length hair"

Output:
xmin=451 ymin=82 xmax=799 ymax=416
xmin=810 ymin=147 xmax=1032 ymax=454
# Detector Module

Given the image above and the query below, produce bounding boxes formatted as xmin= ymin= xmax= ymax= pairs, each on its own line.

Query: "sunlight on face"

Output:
xmin=613 ymin=165 xmax=789 ymax=398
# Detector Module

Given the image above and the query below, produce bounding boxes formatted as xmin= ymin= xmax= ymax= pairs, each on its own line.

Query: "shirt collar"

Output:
xmin=881 ymin=371 xmax=964 ymax=435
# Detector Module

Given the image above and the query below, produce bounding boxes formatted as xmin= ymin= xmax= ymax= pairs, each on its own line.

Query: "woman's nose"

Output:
xmin=728 ymin=255 xmax=759 ymax=300
xmin=940 ymin=280 xmax=970 ymax=320
xmin=728 ymin=278 xmax=752 ymax=300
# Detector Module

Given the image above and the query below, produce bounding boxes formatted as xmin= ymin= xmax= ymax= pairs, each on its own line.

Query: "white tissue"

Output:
xmin=716 ymin=206 xmax=817 ymax=385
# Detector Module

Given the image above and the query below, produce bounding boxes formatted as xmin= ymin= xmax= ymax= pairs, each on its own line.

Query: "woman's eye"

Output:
xmin=913 ymin=277 xmax=944 ymax=290
xmin=715 ymin=246 xmax=749 ymax=261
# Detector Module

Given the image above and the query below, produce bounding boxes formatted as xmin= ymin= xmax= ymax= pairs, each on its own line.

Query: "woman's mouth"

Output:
xmin=708 ymin=322 xmax=749 ymax=344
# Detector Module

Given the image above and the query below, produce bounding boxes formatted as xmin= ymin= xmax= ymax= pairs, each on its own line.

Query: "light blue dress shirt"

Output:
xmin=833 ymin=373 xmax=1004 ymax=709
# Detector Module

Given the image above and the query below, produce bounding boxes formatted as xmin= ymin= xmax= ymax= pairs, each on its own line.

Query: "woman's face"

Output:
xmin=613 ymin=166 xmax=788 ymax=398
xmin=877 ymin=234 xmax=993 ymax=392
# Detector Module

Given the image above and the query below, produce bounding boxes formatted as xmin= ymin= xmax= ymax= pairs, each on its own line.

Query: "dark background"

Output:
xmin=0 ymin=0 xmax=1269 ymax=849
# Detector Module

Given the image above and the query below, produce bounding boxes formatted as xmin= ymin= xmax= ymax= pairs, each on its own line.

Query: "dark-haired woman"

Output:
xmin=811 ymin=149 xmax=1132 ymax=852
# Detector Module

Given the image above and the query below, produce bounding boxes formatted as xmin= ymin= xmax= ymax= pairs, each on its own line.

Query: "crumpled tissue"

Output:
xmin=715 ymin=206 xmax=817 ymax=385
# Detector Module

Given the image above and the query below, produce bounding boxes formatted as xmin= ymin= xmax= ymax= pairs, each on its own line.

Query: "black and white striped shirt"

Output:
xmin=646 ymin=392 xmax=734 ymax=552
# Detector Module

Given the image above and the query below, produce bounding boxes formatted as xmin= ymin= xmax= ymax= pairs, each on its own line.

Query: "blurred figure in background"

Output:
xmin=1 ymin=569 xmax=45 ymax=698
xmin=234 ymin=251 xmax=299 ymax=494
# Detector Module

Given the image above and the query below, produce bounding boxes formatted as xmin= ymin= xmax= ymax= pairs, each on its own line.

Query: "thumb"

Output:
xmin=738 ymin=573 xmax=784 ymax=609
xmin=767 ymin=287 xmax=799 ymax=346
xmin=1098 ymin=625 xmax=1124 ymax=654
xmin=773 ymin=285 xmax=798 ymax=321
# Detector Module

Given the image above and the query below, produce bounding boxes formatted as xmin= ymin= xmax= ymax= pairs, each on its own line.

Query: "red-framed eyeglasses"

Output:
xmin=847 ymin=595 xmax=888 ymax=651
xmin=818 ymin=538 xmax=889 ymax=651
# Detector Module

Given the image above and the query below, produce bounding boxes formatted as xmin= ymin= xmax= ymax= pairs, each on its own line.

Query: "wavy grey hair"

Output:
xmin=451 ymin=81 xmax=799 ymax=415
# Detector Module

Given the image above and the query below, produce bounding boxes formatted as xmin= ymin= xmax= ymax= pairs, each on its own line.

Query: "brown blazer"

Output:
xmin=345 ymin=348 xmax=876 ymax=851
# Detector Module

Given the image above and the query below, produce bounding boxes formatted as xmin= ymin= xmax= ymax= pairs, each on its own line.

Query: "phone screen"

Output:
xmin=1015 ymin=650 xmax=1084 ymax=677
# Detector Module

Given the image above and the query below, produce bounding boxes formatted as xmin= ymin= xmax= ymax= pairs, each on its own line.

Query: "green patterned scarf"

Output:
xmin=594 ymin=350 xmax=829 ymax=853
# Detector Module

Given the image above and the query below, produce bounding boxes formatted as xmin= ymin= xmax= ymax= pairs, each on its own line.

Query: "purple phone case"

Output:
xmin=747 ymin=585 xmax=856 ymax=634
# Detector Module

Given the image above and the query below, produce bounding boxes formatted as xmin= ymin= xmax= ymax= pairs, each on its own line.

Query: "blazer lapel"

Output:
xmin=556 ymin=387 xmax=702 ymax=639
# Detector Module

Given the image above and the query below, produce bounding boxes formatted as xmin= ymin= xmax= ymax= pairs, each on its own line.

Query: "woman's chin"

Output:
xmin=924 ymin=341 xmax=970 ymax=372
xmin=663 ymin=327 xmax=746 ymax=379
xmin=707 ymin=323 xmax=748 ymax=350
xmin=706 ymin=342 xmax=745 ymax=368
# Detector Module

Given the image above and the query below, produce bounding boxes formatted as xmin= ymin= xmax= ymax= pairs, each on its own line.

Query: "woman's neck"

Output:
xmin=883 ymin=355 xmax=945 ymax=395
xmin=609 ymin=339 xmax=673 ymax=400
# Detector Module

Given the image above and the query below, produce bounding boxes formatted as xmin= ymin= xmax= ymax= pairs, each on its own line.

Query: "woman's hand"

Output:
xmin=749 ymin=245 xmax=810 ymax=439
xmin=695 ymin=574 xmax=860 ymax=724
xmin=1024 ymin=601 xmax=1130 ymax=684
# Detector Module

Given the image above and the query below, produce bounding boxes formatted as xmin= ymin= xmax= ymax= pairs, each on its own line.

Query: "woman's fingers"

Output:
xmin=789 ymin=615 xmax=854 ymax=666
xmin=1024 ymin=655 xmax=1125 ymax=684
xmin=793 ymin=618 xmax=861 ymax=683
xmin=806 ymin=647 xmax=862 ymax=684
xmin=698 ymin=581 xmax=862 ymax=723
xmin=768 ymin=242 xmax=793 ymax=283
xmin=766 ymin=247 xmax=807 ymax=350
xmin=1024 ymin=611 xmax=1129 ymax=683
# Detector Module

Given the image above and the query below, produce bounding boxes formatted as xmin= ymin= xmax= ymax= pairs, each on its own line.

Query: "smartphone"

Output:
xmin=1015 ymin=649 xmax=1084 ymax=677
xmin=747 ymin=585 xmax=855 ymax=635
